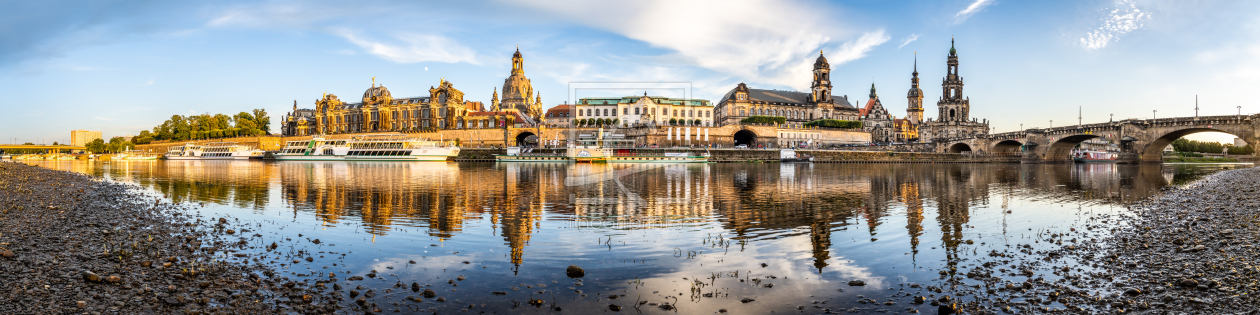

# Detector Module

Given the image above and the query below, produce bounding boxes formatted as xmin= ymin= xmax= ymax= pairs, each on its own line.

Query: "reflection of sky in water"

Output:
xmin=23 ymin=160 xmax=1245 ymax=313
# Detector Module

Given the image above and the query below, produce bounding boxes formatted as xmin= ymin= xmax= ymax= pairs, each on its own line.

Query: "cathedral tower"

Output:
xmin=810 ymin=51 xmax=832 ymax=104
xmin=906 ymin=53 xmax=924 ymax=124
xmin=937 ymin=39 xmax=969 ymax=123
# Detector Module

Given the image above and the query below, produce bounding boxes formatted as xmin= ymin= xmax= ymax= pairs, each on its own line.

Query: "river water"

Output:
xmin=20 ymin=160 xmax=1246 ymax=313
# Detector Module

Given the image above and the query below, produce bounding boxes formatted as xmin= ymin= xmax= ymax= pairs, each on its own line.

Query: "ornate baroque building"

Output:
xmin=859 ymin=84 xmax=895 ymax=143
xmin=282 ymin=78 xmax=481 ymax=136
xmin=283 ymin=49 xmax=541 ymax=136
xmin=715 ymin=52 xmax=860 ymax=127
xmin=496 ymin=48 xmax=541 ymax=124
xmin=919 ymin=40 xmax=989 ymax=143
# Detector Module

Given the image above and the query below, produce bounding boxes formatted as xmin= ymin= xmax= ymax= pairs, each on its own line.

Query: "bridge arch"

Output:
xmin=734 ymin=129 xmax=758 ymax=146
xmin=947 ymin=143 xmax=972 ymax=153
xmin=991 ymin=140 xmax=1023 ymax=154
xmin=1140 ymin=128 xmax=1250 ymax=161
xmin=1045 ymin=134 xmax=1103 ymax=162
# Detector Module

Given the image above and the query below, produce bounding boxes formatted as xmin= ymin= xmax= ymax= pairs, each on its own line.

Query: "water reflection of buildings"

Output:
xmin=34 ymin=160 xmax=1187 ymax=274
xmin=565 ymin=164 xmax=716 ymax=221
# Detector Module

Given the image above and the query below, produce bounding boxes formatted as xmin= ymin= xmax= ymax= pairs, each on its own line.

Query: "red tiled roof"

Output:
xmin=545 ymin=104 xmax=574 ymax=118
xmin=859 ymin=98 xmax=877 ymax=117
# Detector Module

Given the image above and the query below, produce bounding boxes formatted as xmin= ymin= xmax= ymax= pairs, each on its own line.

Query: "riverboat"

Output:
xmin=1072 ymin=149 xmax=1118 ymax=163
xmin=779 ymin=149 xmax=813 ymax=163
xmin=275 ymin=135 xmax=459 ymax=162
xmin=116 ymin=150 xmax=160 ymax=160
xmin=606 ymin=148 xmax=709 ymax=163
xmin=165 ymin=143 xmax=264 ymax=160
xmin=493 ymin=146 xmax=572 ymax=162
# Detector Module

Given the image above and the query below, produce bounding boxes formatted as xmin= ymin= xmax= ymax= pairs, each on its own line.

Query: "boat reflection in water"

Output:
xmin=20 ymin=160 xmax=1243 ymax=313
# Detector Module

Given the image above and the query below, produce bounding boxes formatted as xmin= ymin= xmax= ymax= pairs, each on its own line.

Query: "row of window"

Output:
xmin=320 ymin=108 xmax=455 ymax=126
xmin=348 ymin=150 xmax=413 ymax=156
xmin=199 ymin=153 xmax=235 ymax=157
xmin=577 ymin=107 xmax=712 ymax=118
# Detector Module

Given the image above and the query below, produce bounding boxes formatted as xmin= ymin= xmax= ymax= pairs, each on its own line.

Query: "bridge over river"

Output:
xmin=939 ymin=114 xmax=1258 ymax=163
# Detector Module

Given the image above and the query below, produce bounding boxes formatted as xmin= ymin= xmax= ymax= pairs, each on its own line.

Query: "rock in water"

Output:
xmin=566 ymin=265 xmax=585 ymax=278
xmin=422 ymin=288 xmax=436 ymax=298
xmin=848 ymin=280 xmax=866 ymax=286
xmin=411 ymin=282 xmax=420 ymax=292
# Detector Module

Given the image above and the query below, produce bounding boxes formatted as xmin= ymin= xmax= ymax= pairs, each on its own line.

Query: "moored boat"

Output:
xmin=165 ymin=142 xmax=264 ymax=160
xmin=275 ymin=135 xmax=459 ymax=162
xmin=779 ymin=149 xmax=812 ymax=163
xmin=1072 ymin=149 xmax=1118 ymax=163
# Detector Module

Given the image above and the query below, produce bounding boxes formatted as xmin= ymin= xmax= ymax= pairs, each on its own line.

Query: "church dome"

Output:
xmin=813 ymin=51 xmax=829 ymax=69
xmin=502 ymin=73 xmax=532 ymax=100
xmin=363 ymin=85 xmax=391 ymax=100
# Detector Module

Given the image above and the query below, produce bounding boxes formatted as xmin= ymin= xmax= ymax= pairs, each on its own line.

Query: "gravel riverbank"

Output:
xmin=0 ymin=162 xmax=339 ymax=314
xmin=921 ymin=166 xmax=1260 ymax=314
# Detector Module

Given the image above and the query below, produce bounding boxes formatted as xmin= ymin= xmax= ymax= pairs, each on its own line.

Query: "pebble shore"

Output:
xmin=0 ymin=162 xmax=339 ymax=314
xmin=921 ymin=166 xmax=1260 ymax=314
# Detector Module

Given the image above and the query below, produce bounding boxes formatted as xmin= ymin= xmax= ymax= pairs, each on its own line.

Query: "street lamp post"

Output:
xmin=1238 ymin=106 xmax=1242 ymax=117
xmin=1110 ymin=114 xmax=1114 ymax=122
xmin=1050 ymin=120 xmax=1053 ymax=128
xmin=1153 ymin=110 xmax=1157 ymax=120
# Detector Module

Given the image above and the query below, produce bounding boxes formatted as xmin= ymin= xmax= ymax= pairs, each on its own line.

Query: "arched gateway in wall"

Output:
xmin=733 ymin=129 xmax=758 ymax=146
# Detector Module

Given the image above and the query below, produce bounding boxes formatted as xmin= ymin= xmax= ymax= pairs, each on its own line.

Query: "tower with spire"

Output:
xmin=906 ymin=53 xmax=924 ymax=124
xmin=938 ymin=38 xmax=968 ymax=123
xmin=491 ymin=87 xmax=500 ymax=111
xmin=919 ymin=38 xmax=989 ymax=142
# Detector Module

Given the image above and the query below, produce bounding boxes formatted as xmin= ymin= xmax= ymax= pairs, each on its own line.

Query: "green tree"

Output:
xmin=252 ymin=109 xmax=271 ymax=134
xmin=86 ymin=138 xmax=106 ymax=154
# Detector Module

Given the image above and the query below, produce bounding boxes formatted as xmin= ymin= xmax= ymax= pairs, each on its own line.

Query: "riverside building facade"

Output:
xmin=573 ymin=94 xmax=714 ymax=127
xmin=715 ymin=52 xmax=860 ymax=127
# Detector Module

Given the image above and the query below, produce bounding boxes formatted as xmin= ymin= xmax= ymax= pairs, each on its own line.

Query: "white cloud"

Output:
xmin=955 ymin=0 xmax=995 ymax=23
xmin=1079 ymin=0 xmax=1151 ymax=51
xmin=898 ymin=33 xmax=920 ymax=49
xmin=507 ymin=0 xmax=881 ymax=90
xmin=333 ymin=29 xmax=480 ymax=65
xmin=209 ymin=4 xmax=479 ymax=65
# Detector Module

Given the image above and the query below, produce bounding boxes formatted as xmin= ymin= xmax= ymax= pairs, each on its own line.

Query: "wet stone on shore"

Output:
xmin=0 ymin=163 xmax=339 ymax=314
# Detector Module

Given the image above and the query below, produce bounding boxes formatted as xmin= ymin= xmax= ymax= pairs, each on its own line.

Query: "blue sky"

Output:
xmin=2 ymin=0 xmax=1257 ymax=144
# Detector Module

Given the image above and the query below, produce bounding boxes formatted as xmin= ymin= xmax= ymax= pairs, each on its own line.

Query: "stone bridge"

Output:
xmin=935 ymin=114 xmax=1258 ymax=163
